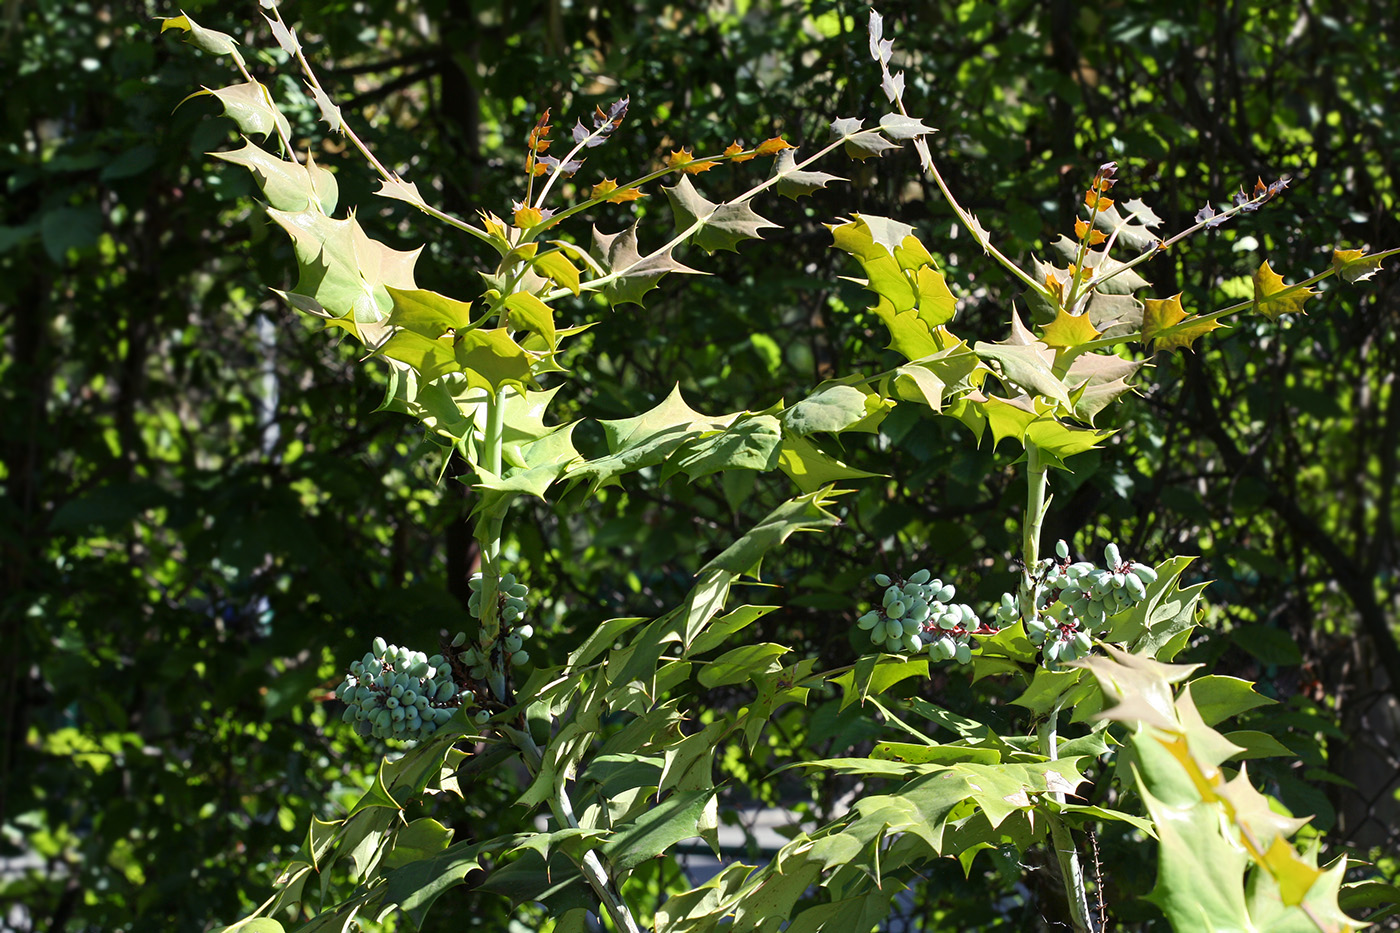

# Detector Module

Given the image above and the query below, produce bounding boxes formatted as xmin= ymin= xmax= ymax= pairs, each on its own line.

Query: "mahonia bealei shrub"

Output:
xmin=338 ymin=636 xmax=461 ymax=741
xmin=991 ymin=540 xmax=1159 ymax=665
xmin=857 ymin=569 xmax=993 ymax=663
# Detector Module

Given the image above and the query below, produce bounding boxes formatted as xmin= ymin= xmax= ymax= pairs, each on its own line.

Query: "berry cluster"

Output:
xmin=464 ymin=572 xmax=533 ymax=669
xmin=998 ymin=540 xmax=1159 ymax=665
xmin=856 ymin=570 xmax=993 ymax=663
xmin=338 ymin=636 xmax=461 ymax=741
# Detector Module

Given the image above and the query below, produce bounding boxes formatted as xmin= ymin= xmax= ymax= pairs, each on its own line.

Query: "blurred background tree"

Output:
xmin=2 ymin=0 xmax=1396 ymax=929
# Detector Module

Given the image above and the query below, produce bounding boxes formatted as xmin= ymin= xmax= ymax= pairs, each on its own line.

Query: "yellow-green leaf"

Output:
xmin=1141 ymin=293 xmax=1224 ymax=353
xmin=160 ymin=13 xmax=243 ymax=62
xmin=502 ymin=292 xmax=557 ymax=349
xmin=213 ymin=140 xmax=337 ymax=214
xmin=533 ymin=249 xmax=581 ymax=295
xmin=1040 ymin=308 xmax=1101 ymax=349
xmin=1330 ymin=247 xmax=1384 ymax=283
xmin=1252 ymin=260 xmax=1316 ymax=320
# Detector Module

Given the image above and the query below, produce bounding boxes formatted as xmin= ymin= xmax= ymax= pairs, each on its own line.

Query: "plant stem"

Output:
xmin=1039 ymin=708 xmax=1096 ymax=933
xmin=516 ymin=730 xmax=645 ymax=933
xmin=1021 ymin=448 xmax=1093 ymax=932
xmin=1018 ymin=444 xmax=1049 ymax=623
xmin=476 ymin=389 xmax=509 ymax=698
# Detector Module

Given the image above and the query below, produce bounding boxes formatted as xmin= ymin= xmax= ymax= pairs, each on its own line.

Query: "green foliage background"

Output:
xmin=2 ymin=0 xmax=1397 ymax=929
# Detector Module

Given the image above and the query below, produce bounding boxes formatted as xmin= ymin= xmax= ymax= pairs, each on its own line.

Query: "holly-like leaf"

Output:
xmin=476 ymin=422 xmax=581 ymax=500
xmin=379 ymin=326 xmax=535 ymax=392
xmin=888 ymin=341 xmax=988 ymax=414
xmin=777 ymin=434 xmax=880 ymax=493
xmin=1051 ymin=237 xmax=1151 ymax=294
xmin=1092 ymin=197 xmax=1163 ymax=252
xmin=182 ymin=81 xmax=291 ymax=143
xmin=267 ymin=208 xmax=421 ymax=330
xmin=1253 ymin=260 xmax=1317 ymax=319
xmin=663 ymin=176 xmax=778 ymax=254
xmin=532 ymin=248 xmax=581 ymax=295
xmin=537 ymin=154 xmax=585 ymax=177
xmin=502 ymin=292 xmax=557 ymax=349
xmin=878 ymin=113 xmax=935 ymax=139
xmin=1331 ymin=247 xmax=1384 ymax=283
xmin=782 ymin=383 xmax=885 ymax=436
xmin=722 ymin=141 xmax=756 ymax=163
xmin=755 ymin=136 xmax=794 ymax=156
xmin=590 ymin=224 xmax=700 ymax=307
xmin=1141 ymin=293 xmax=1224 ymax=353
xmin=1064 ymin=352 xmax=1143 ymax=424
xmin=1194 ymin=203 xmax=1228 ymax=229
xmin=881 ymin=69 xmax=905 ymax=103
xmin=830 ymin=116 xmax=903 ymax=160
xmin=375 ymin=174 xmax=428 ymax=210
xmin=589 ymin=178 xmax=646 ymax=203
xmin=772 ymin=150 xmax=843 ymax=200
xmin=212 ymin=139 xmax=337 ymax=213
xmin=662 ymin=414 xmax=783 ymax=483
xmin=307 ymin=83 xmax=343 ymax=133
xmin=384 ymin=286 xmax=475 ymax=336
xmin=1039 ymin=308 xmax=1100 ymax=349
xmin=1073 ymin=217 xmax=1107 ymax=247
xmin=565 ymin=387 xmax=749 ymax=491
xmin=974 ymin=319 xmax=1072 ymax=408
xmin=829 ymin=216 xmax=960 ymax=360
xmin=160 ymin=12 xmax=244 ymax=62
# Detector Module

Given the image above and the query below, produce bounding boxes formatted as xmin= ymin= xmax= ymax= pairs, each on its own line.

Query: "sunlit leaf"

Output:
xmin=160 ymin=12 xmax=244 ymax=62
xmin=589 ymin=178 xmax=646 ymax=203
xmin=755 ymin=136 xmax=794 ymax=156
xmin=212 ymin=139 xmax=337 ymax=213
xmin=1253 ymin=260 xmax=1317 ymax=319
xmin=776 ymin=434 xmax=880 ymax=492
xmin=1331 ymin=247 xmax=1384 ymax=283
xmin=878 ymin=113 xmax=934 ymax=139
xmin=1039 ymin=308 xmax=1100 ymax=349
xmin=1141 ymin=293 xmax=1224 ymax=353
xmin=181 ymin=81 xmax=290 ymax=143
xmin=772 ymin=150 xmax=843 ymax=200
xmin=267 ymin=208 xmax=421 ymax=329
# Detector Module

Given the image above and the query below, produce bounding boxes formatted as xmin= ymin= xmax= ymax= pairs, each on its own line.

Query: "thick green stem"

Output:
xmin=1023 ymin=448 xmax=1093 ymax=932
xmin=515 ymin=730 xmax=644 ymax=933
xmin=476 ymin=390 xmax=508 ymax=698
xmin=1018 ymin=444 xmax=1050 ymax=624
xmin=1039 ymin=709 xmax=1096 ymax=933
